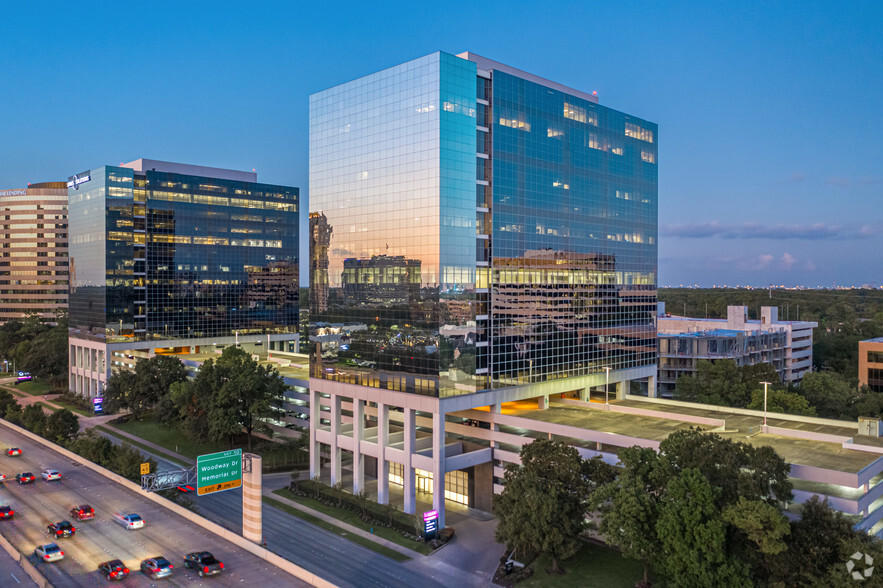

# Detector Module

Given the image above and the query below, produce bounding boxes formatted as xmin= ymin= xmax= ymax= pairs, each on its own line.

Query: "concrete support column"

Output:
xmin=432 ymin=411 xmax=446 ymax=530
xmin=616 ymin=380 xmax=628 ymax=400
xmin=377 ymin=403 xmax=389 ymax=505
xmin=352 ymin=399 xmax=364 ymax=495
xmin=403 ymin=408 xmax=416 ymax=515
xmin=489 ymin=403 xmax=501 ymax=448
xmin=648 ymin=374 xmax=658 ymax=398
xmin=242 ymin=453 xmax=262 ymax=544
xmin=330 ymin=394 xmax=342 ymax=486
xmin=308 ymin=389 xmax=320 ymax=479
xmin=579 ymin=387 xmax=589 ymax=402
xmin=538 ymin=395 xmax=549 ymax=410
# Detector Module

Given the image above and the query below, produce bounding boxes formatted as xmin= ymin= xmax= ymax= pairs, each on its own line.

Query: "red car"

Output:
xmin=0 ymin=506 xmax=14 ymax=519
xmin=70 ymin=505 xmax=95 ymax=521
xmin=6 ymin=448 xmax=22 ymax=457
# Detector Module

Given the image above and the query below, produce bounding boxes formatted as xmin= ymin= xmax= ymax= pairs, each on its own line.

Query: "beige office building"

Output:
xmin=0 ymin=183 xmax=68 ymax=323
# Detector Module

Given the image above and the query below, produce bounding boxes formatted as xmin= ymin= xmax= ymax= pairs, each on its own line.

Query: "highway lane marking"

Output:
xmin=10 ymin=572 xmax=20 ymax=583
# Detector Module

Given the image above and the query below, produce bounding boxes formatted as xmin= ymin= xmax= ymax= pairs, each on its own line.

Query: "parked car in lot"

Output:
xmin=41 ymin=469 xmax=61 ymax=482
xmin=98 ymin=559 xmax=129 ymax=580
xmin=6 ymin=448 xmax=21 ymax=457
xmin=47 ymin=520 xmax=77 ymax=538
xmin=183 ymin=551 xmax=224 ymax=577
xmin=0 ymin=505 xmax=14 ymax=520
xmin=16 ymin=472 xmax=35 ymax=484
xmin=35 ymin=543 xmax=64 ymax=563
xmin=70 ymin=504 xmax=95 ymax=520
xmin=140 ymin=556 xmax=174 ymax=580
xmin=114 ymin=513 xmax=144 ymax=530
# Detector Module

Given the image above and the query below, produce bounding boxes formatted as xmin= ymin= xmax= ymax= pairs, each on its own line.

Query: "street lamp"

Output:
xmin=603 ymin=366 xmax=611 ymax=406
xmin=760 ymin=381 xmax=772 ymax=426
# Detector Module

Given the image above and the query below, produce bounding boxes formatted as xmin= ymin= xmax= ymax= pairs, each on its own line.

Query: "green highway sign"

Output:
xmin=196 ymin=449 xmax=242 ymax=496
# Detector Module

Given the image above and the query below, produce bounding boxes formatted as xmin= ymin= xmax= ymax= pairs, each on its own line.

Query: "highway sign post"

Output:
xmin=196 ymin=449 xmax=242 ymax=496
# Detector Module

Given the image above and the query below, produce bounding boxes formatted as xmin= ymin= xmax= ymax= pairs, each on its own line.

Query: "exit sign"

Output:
xmin=196 ymin=449 xmax=242 ymax=496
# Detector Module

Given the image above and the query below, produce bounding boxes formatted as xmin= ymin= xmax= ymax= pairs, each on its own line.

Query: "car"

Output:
xmin=140 ymin=556 xmax=174 ymax=580
xmin=70 ymin=504 xmax=95 ymax=521
xmin=47 ymin=520 xmax=76 ymax=538
xmin=41 ymin=469 xmax=61 ymax=482
xmin=16 ymin=472 xmax=35 ymax=484
xmin=0 ymin=505 xmax=14 ymax=520
xmin=98 ymin=559 xmax=129 ymax=581
xmin=183 ymin=551 xmax=224 ymax=577
xmin=34 ymin=543 xmax=64 ymax=563
xmin=114 ymin=513 xmax=144 ymax=530
xmin=6 ymin=448 xmax=21 ymax=457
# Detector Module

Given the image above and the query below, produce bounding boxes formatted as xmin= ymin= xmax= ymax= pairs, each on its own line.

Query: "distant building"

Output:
xmin=859 ymin=338 xmax=883 ymax=393
xmin=0 ymin=183 xmax=68 ymax=323
xmin=67 ymin=159 xmax=299 ymax=398
xmin=657 ymin=304 xmax=817 ymax=396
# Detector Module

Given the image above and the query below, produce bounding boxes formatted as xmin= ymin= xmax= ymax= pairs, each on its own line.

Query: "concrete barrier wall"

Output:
xmin=555 ymin=397 xmax=726 ymax=428
xmin=0 ymin=418 xmax=336 ymax=588
xmin=789 ymin=463 xmax=858 ymax=488
xmin=0 ymin=530 xmax=49 ymax=588
xmin=763 ymin=425 xmax=852 ymax=445
xmin=792 ymin=488 xmax=858 ymax=515
xmin=624 ymin=394 xmax=860 ymax=430
xmin=844 ymin=441 xmax=883 ymax=455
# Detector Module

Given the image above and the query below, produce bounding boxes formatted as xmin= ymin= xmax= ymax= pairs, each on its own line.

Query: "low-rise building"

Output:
xmin=859 ymin=338 xmax=883 ymax=393
xmin=657 ymin=304 xmax=817 ymax=396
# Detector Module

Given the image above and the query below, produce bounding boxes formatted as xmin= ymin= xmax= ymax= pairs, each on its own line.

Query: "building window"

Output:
xmin=626 ymin=122 xmax=654 ymax=143
xmin=641 ymin=150 xmax=656 ymax=163
xmin=499 ymin=115 xmax=531 ymax=132
xmin=564 ymin=102 xmax=596 ymax=125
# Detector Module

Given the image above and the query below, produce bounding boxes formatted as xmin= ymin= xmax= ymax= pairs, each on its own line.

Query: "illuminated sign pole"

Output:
xmin=423 ymin=510 xmax=439 ymax=540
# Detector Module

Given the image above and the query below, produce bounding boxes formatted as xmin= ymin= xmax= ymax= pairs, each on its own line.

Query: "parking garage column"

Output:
xmin=538 ymin=395 xmax=549 ymax=410
xmin=403 ymin=407 xmax=416 ymax=514
xmin=648 ymin=374 xmax=658 ymax=398
xmin=330 ymin=394 xmax=342 ymax=486
xmin=489 ymin=403 xmax=501 ymax=448
xmin=377 ymin=402 xmax=390 ymax=505
xmin=432 ymin=411 xmax=446 ymax=530
xmin=309 ymin=389 xmax=321 ymax=479
xmin=616 ymin=380 xmax=629 ymax=400
xmin=352 ymin=398 xmax=364 ymax=495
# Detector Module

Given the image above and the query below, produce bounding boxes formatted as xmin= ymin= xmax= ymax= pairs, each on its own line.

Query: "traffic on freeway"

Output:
xmin=0 ymin=425 xmax=310 ymax=587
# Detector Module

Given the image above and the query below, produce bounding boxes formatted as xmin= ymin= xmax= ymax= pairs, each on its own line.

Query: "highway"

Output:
xmin=96 ymin=429 xmax=457 ymax=588
xmin=0 ymin=427 xmax=310 ymax=587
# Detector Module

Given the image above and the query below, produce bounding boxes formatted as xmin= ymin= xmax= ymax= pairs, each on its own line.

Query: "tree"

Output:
xmin=494 ymin=440 xmax=591 ymax=574
xmin=657 ymin=428 xmax=791 ymax=508
xmin=674 ymin=360 xmax=750 ymax=407
xmin=103 ymin=368 xmax=138 ymax=415
xmin=800 ymin=371 xmax=859 ymax=419
xmin=113 ymin=442 xmax=157 ymax=483
xmin=595 ymin=446 xmax=663 ymax=586
xmin=70 ymin=429 xmax=116 ymax=467
xmin=132 ymin=355 xmax=188 ymax=418
xmin=20 ymin=404 xmax=46 ymax=435
xmin=721 ymin=497 xmax=790 ymax=577
xmin=0 ymin=389 xmax=19 ymax=415
xmin=656 ymin=468 xmax=750 ymax=587
xmin=43 ymin=409 xmax=80 ymax=444
xmin=747 ymin=387 xmax=816 ymax=416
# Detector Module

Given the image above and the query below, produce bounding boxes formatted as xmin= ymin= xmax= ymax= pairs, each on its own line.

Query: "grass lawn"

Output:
xmin=263 ymin=496 xmax=411 ymax=562
xmin=272 ymin=488 xmax=432 ymax=555
xmin=518 ymin=541 xmax=656 ymax=588
xmin=95 ymin=426 xmax=191 ymax=467
xmin=109 ymin=415 xmax=226 ymax=460
xmin=49 ymin=399 xmax=92 ymax=417
xmin=10 ymin=379 xmax=51 ymax=396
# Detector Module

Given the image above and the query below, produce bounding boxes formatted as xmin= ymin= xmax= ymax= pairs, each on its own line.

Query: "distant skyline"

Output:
xmin=1 ymin=1 xmax=880 ymax=287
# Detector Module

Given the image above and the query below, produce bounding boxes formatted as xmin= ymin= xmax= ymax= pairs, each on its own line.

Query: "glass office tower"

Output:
xmin=68 ymin=159 xmax=299 ymax=397
xmin=309 ymin=52 xmax=657 ymax=526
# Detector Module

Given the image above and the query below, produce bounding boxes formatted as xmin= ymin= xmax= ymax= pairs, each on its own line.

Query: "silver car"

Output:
xmin=35 ymin=543 xmax=64 ymax=563
xmin=140 ymin=556 xmax=174 ymax=580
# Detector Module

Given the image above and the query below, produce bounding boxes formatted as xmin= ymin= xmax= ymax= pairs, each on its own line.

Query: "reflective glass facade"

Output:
xmin=68 ymin=165 xmax=299 ymax=343
xmin=310 ymin=51 xmax=657 ymax=398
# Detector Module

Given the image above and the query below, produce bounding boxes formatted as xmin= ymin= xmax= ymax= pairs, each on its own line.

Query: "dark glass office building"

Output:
xmin=69 ymin=159 xmax=298 ymax=397
xmin=309 ymin=52 xmax=657 ymax=526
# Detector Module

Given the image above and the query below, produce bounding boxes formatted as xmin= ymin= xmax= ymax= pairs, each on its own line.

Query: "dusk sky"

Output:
xmin=1 ymin=1 xmax=880 ymax=288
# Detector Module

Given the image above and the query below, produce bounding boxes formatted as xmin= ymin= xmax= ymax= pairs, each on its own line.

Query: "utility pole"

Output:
xmin=761 ymin=381 xmax=772 ymax=426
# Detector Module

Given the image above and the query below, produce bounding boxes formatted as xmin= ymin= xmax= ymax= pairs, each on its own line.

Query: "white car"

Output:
xmin=115 ymin=513 xmax=145 ymax=530
xmin=41 ymin=469 xmax=61 ymax=482
xmin=35 ymin=543 xmax=64 ymax=562
xmin=0 ymin=473 xmax=6 ymax=483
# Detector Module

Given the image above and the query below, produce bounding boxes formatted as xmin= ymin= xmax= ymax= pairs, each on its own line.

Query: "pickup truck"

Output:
xmin=183 ymin=551 xmax=224 ymax=577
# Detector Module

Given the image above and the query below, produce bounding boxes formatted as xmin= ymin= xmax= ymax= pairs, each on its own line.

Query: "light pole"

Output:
xmin=604 ymin=366 xmax=611 ymax=406
xmin=761 ymin=381 xmax=772 ymax=426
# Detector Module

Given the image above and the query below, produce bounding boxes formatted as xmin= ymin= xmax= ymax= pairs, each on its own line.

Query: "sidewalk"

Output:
xmin=263 ymin=487 xmax=488 ymax=587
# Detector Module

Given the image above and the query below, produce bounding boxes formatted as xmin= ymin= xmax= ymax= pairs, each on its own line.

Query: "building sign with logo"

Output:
xmin=196 ymin=449 xmax=242 ymax=496
xmin=0 ymin=190 xmax=27 ymax=197
xmin=423 ymin=509 xmax=438 ymax=540
xmin=92 ymin=396 xmax=104 ymax=413
xmin=67 ymin=172 xmax=91 ymax=190
xmin=16 ymin=371 xmax=31 ymax=382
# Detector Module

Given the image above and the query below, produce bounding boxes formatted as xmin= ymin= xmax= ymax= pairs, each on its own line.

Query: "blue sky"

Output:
xmin=1 ymin=1 xmax=880 ymax=287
